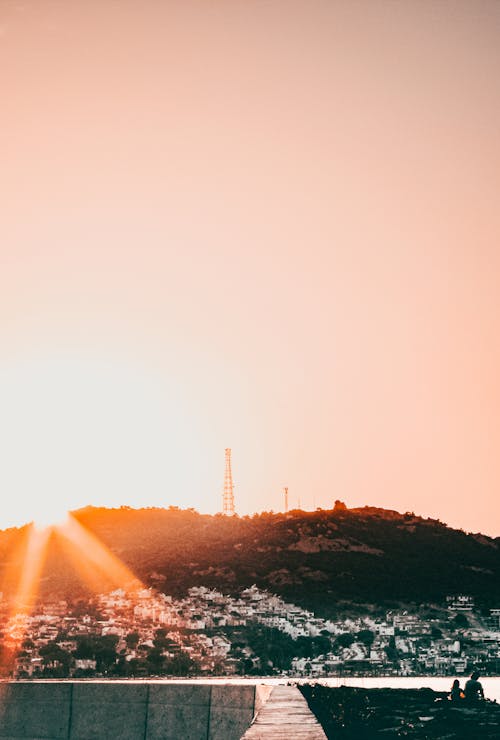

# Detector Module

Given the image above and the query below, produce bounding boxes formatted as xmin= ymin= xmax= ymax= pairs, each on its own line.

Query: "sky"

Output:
xmin=0 ymin=1 xmax=499 ymax=535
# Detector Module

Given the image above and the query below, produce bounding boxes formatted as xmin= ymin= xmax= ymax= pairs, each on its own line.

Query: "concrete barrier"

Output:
xmin=0 ymin=681 xmax=262 ymax=740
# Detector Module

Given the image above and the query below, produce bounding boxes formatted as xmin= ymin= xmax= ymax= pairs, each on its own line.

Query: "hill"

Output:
xmin=0 ymin=505 xmax=499 ymax=614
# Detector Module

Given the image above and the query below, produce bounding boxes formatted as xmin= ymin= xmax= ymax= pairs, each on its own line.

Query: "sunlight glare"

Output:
xmin=2 ymin=525 xmax=51 ymax=657
xmin=0 ymin=351 xmax=202 ymax=528
xmin=58 ymin=514 xmax=142 ymax=592
xmin=33 ymin=507 xmax=70 ymax=532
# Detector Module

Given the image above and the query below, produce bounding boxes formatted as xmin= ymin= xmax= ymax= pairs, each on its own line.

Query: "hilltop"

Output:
xmin=0 ymin=504 xmax=499 ymax=614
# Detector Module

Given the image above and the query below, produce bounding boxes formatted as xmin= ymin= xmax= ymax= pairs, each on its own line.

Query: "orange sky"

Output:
xmin=0 ymin=1 xmax=499 ymax=535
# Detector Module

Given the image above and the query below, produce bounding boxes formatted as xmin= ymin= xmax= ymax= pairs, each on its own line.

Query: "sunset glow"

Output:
xmin=32 ymin=511 xmax=70 ymax=532
xmin=0 ymin=515 xmax=142 ymax=663
xmin=0 ymin=1 xmax=499 ymax=536
xmin=0 ymin=352 xmax=202 ymax=529
xmin=1 ymin=526 xmax=51 ymax=665
xmin=1 ymin=1 xmax=500 ymax=713
xmin=9 ymin=526 xmax=50 ymax=616
xmin=56 ymin=514 xmax=142 ymax=593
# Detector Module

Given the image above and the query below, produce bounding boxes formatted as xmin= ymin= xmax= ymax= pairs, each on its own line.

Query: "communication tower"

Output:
xmin=222 ymin=448 xmax=236 ymax=515
xmin=283 ymin=487 xmax=289 ymax=513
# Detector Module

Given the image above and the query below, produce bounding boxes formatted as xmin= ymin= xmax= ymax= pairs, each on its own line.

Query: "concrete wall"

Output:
xmin=0 ymin=682 xmax=260 ymax=740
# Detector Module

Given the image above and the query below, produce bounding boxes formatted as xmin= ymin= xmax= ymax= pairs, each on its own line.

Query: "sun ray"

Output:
xmin=0 ymin=515 xmax=144 ymax=676
xmin=11 ymin=526 xmax=51 ymax=611
xmin=56 ymin=514 xmax=142 ymax=592
xmin=1 ymin=525 xmax=51 ymax=674
xmin=0 ymin=526 xmax=33 ymax=597
xmin=54 ymin=531 xmax=117 ymax=594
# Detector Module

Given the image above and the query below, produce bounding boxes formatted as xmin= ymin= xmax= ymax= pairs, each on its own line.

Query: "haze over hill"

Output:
xmin=1 ymin=505 xmax=499 ymax=615
xmin=1 ymin=1 xmax=500 ymax=538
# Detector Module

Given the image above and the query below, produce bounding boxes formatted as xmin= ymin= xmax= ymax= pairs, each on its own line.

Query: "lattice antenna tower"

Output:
xmin=223 ymin=448 xmax=236 ymax=515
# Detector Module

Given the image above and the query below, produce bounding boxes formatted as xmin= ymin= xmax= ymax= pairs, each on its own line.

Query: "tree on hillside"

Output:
xmin=39 ymin=641 xmax=71 ymax=677
xmin=146 ymin=647 xmax=165 ymax=674
xmin=125 ymin=631 xmax=140 ymax=649
xmin=355 ymin=630 xmax=375 ymax=648
xmin=334 ymin=633 xmax=355 ymax=651
xmin=452 ymin=613 xmax=469 ymax=629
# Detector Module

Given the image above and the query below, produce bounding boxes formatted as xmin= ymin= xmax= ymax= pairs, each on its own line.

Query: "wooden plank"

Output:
xmin=241 ymin=686 xmax=327 ymax=739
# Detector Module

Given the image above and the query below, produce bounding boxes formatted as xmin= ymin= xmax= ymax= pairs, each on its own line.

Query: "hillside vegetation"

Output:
xmin=1 ymin=505 xmax=499 ymax=613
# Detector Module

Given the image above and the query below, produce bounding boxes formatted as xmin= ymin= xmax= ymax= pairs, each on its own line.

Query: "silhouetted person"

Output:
xmin=464 ymin=671 xmax=485 ymax=701
xmin=450 ymin=679 xmax=463 ymax=702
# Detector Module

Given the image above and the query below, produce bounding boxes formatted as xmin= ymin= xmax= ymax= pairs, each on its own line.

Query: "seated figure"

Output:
xmin=449 ymin=679 xmax=464 ymax=702
xmin=464 ymin=672 xmax=485 ymax=701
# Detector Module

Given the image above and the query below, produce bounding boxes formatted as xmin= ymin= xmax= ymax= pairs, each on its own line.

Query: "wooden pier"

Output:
xmin=241 ymin=685 xmax=327 ymax=739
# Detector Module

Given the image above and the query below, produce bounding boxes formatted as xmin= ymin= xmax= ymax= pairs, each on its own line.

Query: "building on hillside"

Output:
xmin=446 ymin=595 xmax=474 ymax=611
xmin=489 ymin=608 xmax=500 ymax=629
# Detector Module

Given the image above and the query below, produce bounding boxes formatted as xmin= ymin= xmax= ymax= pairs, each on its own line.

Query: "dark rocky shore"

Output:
xmin=299 ymin=685 xmax=500 ymax=739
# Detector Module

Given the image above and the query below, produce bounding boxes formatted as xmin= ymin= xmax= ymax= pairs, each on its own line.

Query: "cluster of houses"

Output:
xmin=1 ymin=586 xmax=499 ymax=678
